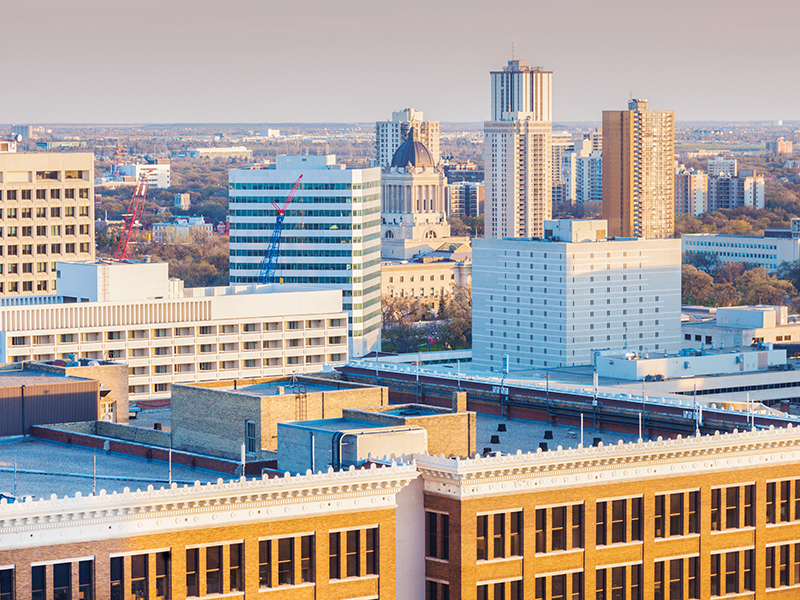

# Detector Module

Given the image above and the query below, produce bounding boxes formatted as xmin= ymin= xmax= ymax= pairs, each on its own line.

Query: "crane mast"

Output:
xmin=114 ymin=172 xmax=150 ymax=260
xmin=258 ymin=174 xmax=303 ymax=284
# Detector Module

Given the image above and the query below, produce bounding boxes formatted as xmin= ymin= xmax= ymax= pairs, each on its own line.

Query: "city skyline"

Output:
xmin=2 ymin=0 xmax=799 ymax=124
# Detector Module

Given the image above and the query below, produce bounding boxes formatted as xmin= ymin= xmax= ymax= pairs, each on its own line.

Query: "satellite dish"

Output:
xmin=14 ymin=134 xmax=22 ymax=142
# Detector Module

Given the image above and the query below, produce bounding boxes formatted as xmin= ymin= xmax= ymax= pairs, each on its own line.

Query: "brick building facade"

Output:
xmin=4 ymin=426 xmax=800 ymax=599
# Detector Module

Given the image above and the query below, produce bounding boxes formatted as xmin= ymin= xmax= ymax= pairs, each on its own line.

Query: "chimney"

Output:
xmin=452 ymin=391 xmax=467 ymax=413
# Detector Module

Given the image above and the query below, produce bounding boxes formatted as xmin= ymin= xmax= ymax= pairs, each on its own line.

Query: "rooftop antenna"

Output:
xmin=512 ymin=42 xmax=515 ymax=60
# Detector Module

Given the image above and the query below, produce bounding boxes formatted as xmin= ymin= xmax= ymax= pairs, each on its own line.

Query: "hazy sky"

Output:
xmin=3 ymin=0 xmax=799 ymax=124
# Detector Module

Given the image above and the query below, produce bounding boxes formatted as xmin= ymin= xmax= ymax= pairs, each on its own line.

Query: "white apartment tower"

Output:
xmin=485 ymin=60 xmax=553 ymax=239
xmin=473 ymin=219 xmax=681 ymax=372
xmin=375 ymin=108 xmax=440 ymax=168
xmin=228 ymin=155 xmax=382 ymax=358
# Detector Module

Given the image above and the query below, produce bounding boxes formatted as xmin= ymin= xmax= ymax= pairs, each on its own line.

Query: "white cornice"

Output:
xmin=0 ymin=462 xmax=417 ymax=551
xmin=415 ymin=425 xmax=800 ymax=499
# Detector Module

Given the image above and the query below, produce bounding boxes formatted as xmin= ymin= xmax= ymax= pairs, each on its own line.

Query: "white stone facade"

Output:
xmin=0 ymin=263 xmax=349 ymax=400
xmin=118 ymin=163 xmax=171 ymax=189
xmin=472 ymin=220 xmax=681 ymax=372
xmin=228 ymin=155 xmax=381 ymax=358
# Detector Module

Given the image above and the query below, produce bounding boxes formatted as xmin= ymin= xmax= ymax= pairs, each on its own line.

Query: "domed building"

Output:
xmin=381 ymin=127 xmax=454 ymax=259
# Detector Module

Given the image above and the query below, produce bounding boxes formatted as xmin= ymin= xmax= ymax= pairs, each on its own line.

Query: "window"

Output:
xmin=301 ymin=535 xmax=315 ymax=582
xmin=0 ymin=568 xmax=14 ymax=600
xmin=477 ymin=511 xmax=522 ymax=560
xmin=596 ymin=564 xmax=640 ymax=600
xmin=260 ymin=535 xmax=315 ymax=588
xmin=245 ymin=420 xmax=256 ymax=454
xmin=346 ymin=530 xmax=359 ymax=577
xmin=767 ymin=479 xmax=800 ymax=524
xmin=534 ymin=574 xmax=577 ymax=600
xmin=329 ymin=532 xmax=340 ymax=580
xmin=259 ymin=540 xmax=271 ymax=588
xmin=206 ymin=545 xmax=222 ymax=594
xmin=427 ymin=580 xmax=450 ymax=600
xmin=655 ymin=491 xmax=699 ymax=538
xmin=186 ymin=548 xmax=199 ymax=597
xmin=155 ymin=552 xmax=170 ymax=599
xmin=32 ymin=566 xmax=45 ymax=600
xmin=711 ymin=484 xmax=754 ymax=531
xmin=130 ymin=554 xmax=147 ymax=600
xmin=110 ymin=557 xmax=124 ymax=600
xmin=535 ymin=504 xmax=582 ymax=553
xmin=597 ymin=498 xmax=641 ymax=545
xmin=766 ymin=543 xmax=800 ymax=589
xmin=225 ymin=544 xmax=242 ymax=592
xmin=427 ymin=511 xmax=450 ymax=560
xmin=329 ymin=528 xmax=374 ymax=580
xmin=52 ymin=563 xmax=71 ymax=600
xmin=710 ymin=550 xmax=753 ymax=596
xmin=654 ymin=557 xmax=698 ymax=600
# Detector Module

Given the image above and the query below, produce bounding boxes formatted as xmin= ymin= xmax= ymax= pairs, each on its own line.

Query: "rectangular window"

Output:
xmin=110 ymin=557 xmax=124 ymax=600
xmin=669 ymin=493 xmax=683 ymax=536
xmin=596 ymin=502 xmax=607 ymax=546
xmin=259 ymin=540 xmax=271 ymax=588
xmin=155 ymin=552 xmax=170 ymax=599
xmin=206 ymin=545 xmax=221 ymax=594
xmin=477 ymin=515 xmax=488 ymax=560
xmin=329 ymin=532 xmax=341 ymax=580
xmin=1 ymin=568 xmax=15 ymax=600
xmin=53 ymin=563 xmax=71 ymax=600
xmin=345 ymin=529 xmax=359 ymax=578
xmin=552 ymin=506 xmax=566 ymax=551
xmin=131 ymin=554 xmax=148 ymax=600
xmin=32 ymin=565 xmax=45 ymax=600
xmin=245 ymin=420 xmax=256 ymax=454
xmin=228 ymin=544 xmax=242 ymax=592
xmin=365 ymin=528 xmax=378 ymax=575
xmin=301 ymin=535 xmax=315 ymax=582
xmin=186 ymin=548 xmax=199 ymax=597
xmin=510 ymin=511 xmax=522 ymax=556
xmin=493 ymin=513 xmax=505 ymax=558
xmin=611 ymin=499 xmax=626 ymax=543
xmin=427 ymin=512 xmax=449 ymax=560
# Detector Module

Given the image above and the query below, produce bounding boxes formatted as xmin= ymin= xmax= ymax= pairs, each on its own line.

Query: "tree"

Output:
xmin=735 ymin=267 xmax=796 ymax=306
xmin=683 ymin=251 xmax=719 ymax=275
xmin=682 ymin=265 xmax=714 ymax=304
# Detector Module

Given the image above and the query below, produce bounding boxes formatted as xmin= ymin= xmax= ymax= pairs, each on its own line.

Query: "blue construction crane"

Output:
xmin=258 ymin=174 xmax=303 ymax=284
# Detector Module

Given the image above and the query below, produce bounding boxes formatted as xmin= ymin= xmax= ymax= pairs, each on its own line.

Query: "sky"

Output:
xmin=2 ymin=0 xmax=799 ymax=124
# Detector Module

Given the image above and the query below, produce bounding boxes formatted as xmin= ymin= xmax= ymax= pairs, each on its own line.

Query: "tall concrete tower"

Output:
xmin=484 ymin=60 xmax=553 ymax=239
xmin=602 ymin=99 xmax=675 ymax=239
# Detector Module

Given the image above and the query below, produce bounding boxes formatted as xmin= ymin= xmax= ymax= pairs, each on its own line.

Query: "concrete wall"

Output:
xmin=597 ymin=349 xmax=786 ymax=380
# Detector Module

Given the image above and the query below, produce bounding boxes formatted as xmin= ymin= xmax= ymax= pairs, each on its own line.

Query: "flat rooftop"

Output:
xmin=0 ymin=368 xmax=90 ymax=387
xmin=0 ymin=438 xmax=222 ymax=501
xmin=381 ymin=407 xmax=447 ymax=417
xmin=285 ymin=418 xmax=388 ymax=432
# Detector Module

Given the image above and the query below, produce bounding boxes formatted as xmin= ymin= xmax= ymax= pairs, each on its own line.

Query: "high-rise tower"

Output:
xmin=375 ymin=108 xmax=440 ymax=168
xmin=484 ymin=60 xmax=552 ymax=239
xmin=602 ymin=99 xmax=675 ymax=239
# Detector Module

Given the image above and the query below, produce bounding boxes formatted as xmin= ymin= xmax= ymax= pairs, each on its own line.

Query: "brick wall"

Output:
xmin=0 ymin=506 xmax=398 ymax=600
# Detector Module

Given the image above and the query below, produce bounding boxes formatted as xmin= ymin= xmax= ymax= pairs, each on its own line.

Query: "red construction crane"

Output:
xmin=114 ymin=172 xmax=150 ymax=260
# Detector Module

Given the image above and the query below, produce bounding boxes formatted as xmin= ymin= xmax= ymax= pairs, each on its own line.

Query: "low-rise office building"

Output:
xmin=0 ymin=261 xmax=349 ymax=400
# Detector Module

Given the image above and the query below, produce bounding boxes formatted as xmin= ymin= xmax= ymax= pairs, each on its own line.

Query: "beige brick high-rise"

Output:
xmin=602 ymin=99 xmax=674 ymax=239
xmin=0 ymin=151 xmax=94 ymax=295
xmin=484 ymin=60 xmax=552 ymax=239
